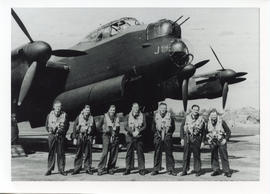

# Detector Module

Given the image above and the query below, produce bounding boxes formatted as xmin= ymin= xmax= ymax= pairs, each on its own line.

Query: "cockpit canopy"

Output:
xmin=84 ymin=17 xmax=141 ymax=42
xmin=146 ymin=19 xmax=181 ymax=40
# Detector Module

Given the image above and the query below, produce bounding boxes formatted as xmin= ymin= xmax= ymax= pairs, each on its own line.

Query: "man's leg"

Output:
xmin=73 ymin=136 xmax=84 ymax=174
xmin=181 ymin=137 xmax=191 ymax=175
xmin=98 ymin=134 xmax=110 ymax=174
xmin=46 ymin=134 xmax=57 ymax=175
xmin=124 ymin=139 xmax=134 ymax=174
xmin=57 ymin=136 xmax=66 ymax=175
xmin=136 ymin=138 xmax=145 ymax=172
xmin=192 ymin=142 xmax=202 ymax=176
xmin=152 ymin=134 xmax=162 ymax=175
xmin=84 ymin=137 xmax=93 ymax=174
xmin=211 ymin=144 xmax=221 ymax=173
xmin=107 ymin=137 xmax=119 ymax=172
xmin=164 ymin=135 xmax=176 ymax=175
xmin=219 ymin=143 xmax=231 ymax=176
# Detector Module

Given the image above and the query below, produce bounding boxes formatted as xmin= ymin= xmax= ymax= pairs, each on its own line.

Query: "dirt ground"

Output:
xmin=11 ymin=122 xmax=259 ymax=181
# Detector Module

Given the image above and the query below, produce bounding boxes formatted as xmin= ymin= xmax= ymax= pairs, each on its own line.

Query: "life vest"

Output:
xmin=128 ymin=111 xmax=144 ymax=131
xmin=155 ymin=112 xmax=171 ymax=131
xmin=103 ymin=113 xmax=120 ymax=132
xmin=207 ymin=116 xmax=225 ymax=136
xmin=184 ymin=114 xmax=204 ymax=135
xmin=48 ymin=110 xmax=67 ymax=130
xmin=78 ymin=111 xmax=94 ymax=133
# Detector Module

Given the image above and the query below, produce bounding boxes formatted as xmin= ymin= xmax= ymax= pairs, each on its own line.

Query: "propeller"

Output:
xmin=210 ymin=46 xmax=247 ymax=109
xmin=11 ymin=8 xmax=33 ymax=43
xmin=12 ymin=9 xmax=87 ymax=106
xmin=17 ymin=62 xmax=37 ymax=106
xmin=179 ymin=59 xmax=210 ymax=111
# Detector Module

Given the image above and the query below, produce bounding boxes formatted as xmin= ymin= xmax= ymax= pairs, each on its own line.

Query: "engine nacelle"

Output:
xmin=158 ymin=76 xmax=223 ymax=100
xmin=55 ymin=75 xmax=127 ymax=116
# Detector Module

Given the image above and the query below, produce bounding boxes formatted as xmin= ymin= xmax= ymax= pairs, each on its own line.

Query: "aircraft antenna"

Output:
xmin=172 ymin=15 xmax=183 ymax=25
xmin=179 ymin=17 xmax=190 ymax=26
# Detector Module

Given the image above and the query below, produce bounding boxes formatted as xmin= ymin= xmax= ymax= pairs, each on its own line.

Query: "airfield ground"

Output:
xmin=12 ymin=122 xmax=259 ymax=181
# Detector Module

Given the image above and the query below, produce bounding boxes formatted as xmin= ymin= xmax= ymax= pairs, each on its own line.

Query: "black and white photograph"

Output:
xmin=10 ymin=7 xmax=260 ymax=182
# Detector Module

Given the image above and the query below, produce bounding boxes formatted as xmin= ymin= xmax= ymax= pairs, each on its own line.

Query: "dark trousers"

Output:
xmin=73 ymin=134 xmax=93 ymax=172
xmin=182 ymin=136 xmax=201 ymax=173
xmin=47 ymin=134 xmax=65 ymax=172
xmin=211 ymin=143 xmax=230 ymax=173
xmin=125 ymin=136 xmax=145 ymax=171
xmin=98 ymin=134 xmax=119 ymax=171
xmin=153 ymin=133 xmax=175 ymax=172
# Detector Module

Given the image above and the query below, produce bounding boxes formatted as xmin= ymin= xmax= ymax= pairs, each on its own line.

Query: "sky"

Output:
xmin=11 ymin=8 xmax=259 ymax=112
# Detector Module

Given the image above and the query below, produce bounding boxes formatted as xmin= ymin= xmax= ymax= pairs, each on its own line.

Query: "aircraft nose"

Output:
xmin=169 ymin=39 xmax=189 ymax=67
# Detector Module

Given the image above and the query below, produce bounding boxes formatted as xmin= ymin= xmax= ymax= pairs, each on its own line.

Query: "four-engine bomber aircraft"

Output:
xmin=11 ymin=9 xmax=247 ymax=142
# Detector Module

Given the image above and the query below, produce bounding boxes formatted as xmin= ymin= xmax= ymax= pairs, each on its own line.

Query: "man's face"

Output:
xmin=210 ymin=112 xmax=218 ymax=125
xmin=132 ymin=104 xmax=139 ymax=115
xmin=84 ymin=107 xmax=91 ymax=117
xmin=159 ymin=104 xmax=167 ymax=116
xmin=108 ymin=106 xmax=116 ymax=116
xmin=53 ymin=103 xmax=62 ymax=116
xmin=191 ymin=106 xmax=200 ymax=118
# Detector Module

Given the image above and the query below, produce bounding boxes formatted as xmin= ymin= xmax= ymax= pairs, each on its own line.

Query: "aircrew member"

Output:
xmin=180 ymin=104 xmax=205 ymax=177
xmin=206 ymin=109 xmax=232 ymax=177
xmin=45 ymin=100 xmax=69 ymax=176
xmin=11 ymin=113 xmax=19 ymax=145
xmin=72 ymin=105 xmax=97 ymax=175
xmin=123 ymin=102 xmax=147 ymax=176
xmin=97 ymin=105 xmax=120 ymax=175
xmin=151 ymin=102 xmax=177 ymax=176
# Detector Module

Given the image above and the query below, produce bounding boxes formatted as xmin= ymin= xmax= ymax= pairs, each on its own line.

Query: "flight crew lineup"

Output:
xmin=44 ymin=100 xmax=232 ymax=178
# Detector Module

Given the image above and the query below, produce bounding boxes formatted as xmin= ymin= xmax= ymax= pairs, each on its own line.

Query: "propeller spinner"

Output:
xmin=12 ymin=9 xmax=87 ymax=106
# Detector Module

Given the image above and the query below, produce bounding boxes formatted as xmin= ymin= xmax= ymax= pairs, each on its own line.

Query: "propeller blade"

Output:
xmin=210 ymin=46 xmax=225 ymax=70
xmin=11 ymin=9 xmax=34 ymax=43
xmin=229 ymin=77 xmax=246 ymax=84
xmin=222 ymin=82 xmax=229 ymax=109
xmin=46 ymin=61 xmax=69 ymax=70
xmin=17 ymin=61 xmax=37 ymax=106
xmin=194 ymin=59 xmax=210 ymax=69
xmin=182 ymin=79 xmax=189 ymax=112
xmin=51 ymin=49 xmax=87 ymax=57
xmin=235 ymin=72 xmax=247 ymax=77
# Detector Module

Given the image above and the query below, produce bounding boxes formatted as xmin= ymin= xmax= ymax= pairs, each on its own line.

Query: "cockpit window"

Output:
xmin=82 ymin=17 xmax=141 ymax=43
xmin=147 ymin=20 xmax=174 ymax=40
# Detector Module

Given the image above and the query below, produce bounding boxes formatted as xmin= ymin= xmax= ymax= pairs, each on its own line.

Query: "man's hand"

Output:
xmin=133 ymin=130 xmax=139 ymax=137
xmin=180 ymin=139 xmax=184 ymax=146
xmin=73 ymin=138 xmax=77 ymax=145
xmin=220 ymin=139 xmax=226 ymax=145
xmin=200 ymin=142 xmax=205 ymax=149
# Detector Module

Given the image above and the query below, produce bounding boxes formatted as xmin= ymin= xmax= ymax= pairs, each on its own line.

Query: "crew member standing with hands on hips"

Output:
xmin=72 ymin=105 xmax=97 ymax=175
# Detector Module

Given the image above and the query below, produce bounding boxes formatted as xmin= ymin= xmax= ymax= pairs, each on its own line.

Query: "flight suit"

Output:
xmin=180 ymin=115 xmax=205 ymax=174
xmin=97 ymin=113 xmax=120 ymax=174
xmin=207 ymin=119 xmax=231 ymax=173
xmin=72 ymin=113 xmax=97 ymax=173
xmin=124 ymin=112 xmax=146 ymax=172
xmin=152 ymin=112 xmax=176 ymax=172
xmin=45 ymin=111 xmax=69 ymax=173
